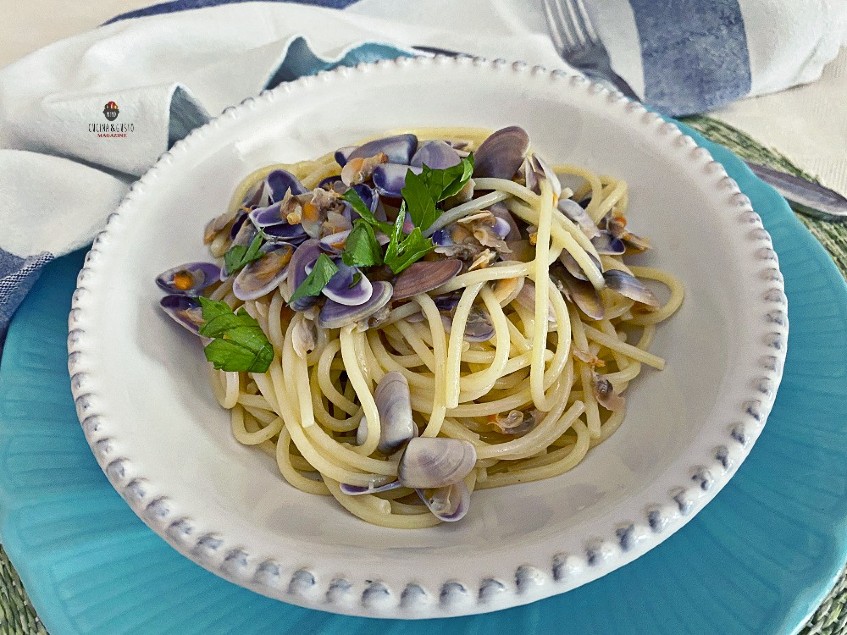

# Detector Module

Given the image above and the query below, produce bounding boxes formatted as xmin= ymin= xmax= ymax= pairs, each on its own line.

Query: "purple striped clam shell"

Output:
xmin=159 ymin=295 xmax=204 ymax=334
xmin=233 ymin=242 xmax=295 ymax=301
xmin=372 ymin=163 xmax=422 ymax=198
xmin=266 ymin=169 xmax=307 ymax=202
xmin=288 ymin=239 xmax=323 ymax=311
xmin=318 ymin=280 xmax=393 ymax=329
xmin=321 ymin=261 xmax=373 ymax=306
xmin=347 ymin=134 xmax=417 ymax=165
xmin=473 ymin=126 xmax=530 ymax=180
xmin=156 ymin=262 xmax=220 ymax=295
xmin=410 ymin=140 xmax=461 ymax=169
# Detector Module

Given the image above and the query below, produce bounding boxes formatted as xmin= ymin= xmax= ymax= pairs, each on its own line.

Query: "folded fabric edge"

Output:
xmin=0 ymin=250 xmax=54 ymax=352
xmin=169 ymin=85 xmax=212 ymax=147
xmin=261 ymin=35 xmax=415 ymax=91
xmin=103 ymin=0 xmax=363 ymax=26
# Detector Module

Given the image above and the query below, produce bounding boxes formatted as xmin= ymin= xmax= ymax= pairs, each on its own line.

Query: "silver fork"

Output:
xmin=541 ymin=0 xmax=638 ymax=100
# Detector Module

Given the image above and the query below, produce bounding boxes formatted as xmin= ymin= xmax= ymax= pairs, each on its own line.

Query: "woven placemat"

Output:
xmin=0 ymin=117 xmax=845 ymax=634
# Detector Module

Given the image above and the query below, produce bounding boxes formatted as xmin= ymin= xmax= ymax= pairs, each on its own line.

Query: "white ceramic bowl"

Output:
xmin=68 ymin=57 xmax=787 ymax=618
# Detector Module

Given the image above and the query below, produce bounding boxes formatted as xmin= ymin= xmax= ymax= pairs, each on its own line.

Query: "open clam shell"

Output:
xmin=558 ymin=198 xmax=600 ymax=239
xmin=604 ymin=269 xmax=660 ymax=307
xmin=555 ymin=269 xmax=605 ymax=320
xmin=322 ymin=261 xmax=373 ymax=306
xmin=372 ymin=372 xmax=416 ymax=454
xmin=159 ymin=295 xmax=205 ymax=334
xmin=372 ymin=163 xmax=422 ymax=198
xmin=398 ymin=437 xmax=476 ymax=490
xmin=288 ymin=239 xmax=322 ymax=311
xmin=592 ymin=231 xmax=626 ymax=255
xmin=232 ymin=243 xmax=294 ymax=301
xmin=473 ymin=126 xmax=530 ymax=180
xmin=348 ymin=134 xmax=417 ymax=164
xmin=392 ymin=259 xmax=463 ymax=301
xmin=156 ymin=262 xmax=220 ymax=295
xmin=266 ymin=169 xmax=307 ymax=202
xmin=339 ymin=481 xmax=403 ymax=496
xmin=417 ymin=481 xmax=470 ymax=522
xmin=318 ymin=281 xmax=393 ymax=329
xmin=410 ymin=140 xmax=461 ymax=170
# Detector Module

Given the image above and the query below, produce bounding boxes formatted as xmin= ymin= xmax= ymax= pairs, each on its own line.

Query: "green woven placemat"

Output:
xmin=1 ymin=117 xmax=845 ymax=635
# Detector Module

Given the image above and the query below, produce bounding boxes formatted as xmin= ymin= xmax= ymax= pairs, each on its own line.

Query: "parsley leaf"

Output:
xmin=426 ymin=155 xmax=475 ymax=202
xmin=383 ymin=203 xmax=434 ymax=274
xmin=342 ymin=220 xmax=383 ymax=268
xmin=400 ymin=156 xmax=474 ymax=232
xmin=342 ymin=188 xmax=393 ymax=234
xmin=401 ymin=169 xmax=439 ymax=231
xmin=289 ymin=253 xmax=339 ymax=304
xmin=384 ymin=227 xmax=434 ymax=274
xmin=224 ymin=233 xmax=264 ymax=275
xmin=197 ymin=297 xmax=273 ymax=373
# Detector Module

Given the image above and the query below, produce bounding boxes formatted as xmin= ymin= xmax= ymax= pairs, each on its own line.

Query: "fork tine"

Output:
xmin=541 ymin=0 xmax=568 ymax=53
xmin=572 ymin=0 xmax=600 ymax=44
xmin=543 ymin=0 xmax=581 ymax=51
xmin=562 ymin=0 xmax=589 ymax=47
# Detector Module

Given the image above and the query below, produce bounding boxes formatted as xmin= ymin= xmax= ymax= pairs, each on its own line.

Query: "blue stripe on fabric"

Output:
xmin=105 ymin=0 xmax=362 ymax=25
xmin=628 ymin=0 xmax=751 ymax=116
xmin=0 ymin=250 xmax=53 ymax=350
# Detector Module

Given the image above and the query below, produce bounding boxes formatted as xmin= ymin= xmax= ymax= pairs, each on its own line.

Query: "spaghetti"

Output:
xmin=156 ymin=127 xmax=684 ymax=527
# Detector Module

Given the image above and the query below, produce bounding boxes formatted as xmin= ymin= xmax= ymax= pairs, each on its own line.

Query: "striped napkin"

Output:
xmin=0 ymin=0 xmax=844 ymax=347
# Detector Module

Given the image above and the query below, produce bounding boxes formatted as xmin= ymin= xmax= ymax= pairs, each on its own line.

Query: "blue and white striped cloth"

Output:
xmin=1 ymin=0 xmax=844 ymax=348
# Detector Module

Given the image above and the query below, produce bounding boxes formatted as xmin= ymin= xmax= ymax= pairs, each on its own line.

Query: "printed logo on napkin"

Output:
xmin=90 ymin=101 xmax=135 ymax=138
xmin=103 ymin=101 xmax=119 ymax=121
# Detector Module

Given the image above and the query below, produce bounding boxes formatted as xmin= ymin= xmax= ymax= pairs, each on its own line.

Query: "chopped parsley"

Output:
xmin=197 ymin=297 xmax=273 ymax=373
xmin=289 ymin=253 xmax=339 ymax=304
xmin=223 ymin=233 xmax=264 ymax=275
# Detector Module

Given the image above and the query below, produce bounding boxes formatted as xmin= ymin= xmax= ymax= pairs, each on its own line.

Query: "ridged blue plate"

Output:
xmin=1 ymin=125 xmax=845 ymax=635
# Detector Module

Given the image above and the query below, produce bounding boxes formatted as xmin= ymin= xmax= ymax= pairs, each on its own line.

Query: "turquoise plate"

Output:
xmin=1 ymin=125 xmax=845 ymax=635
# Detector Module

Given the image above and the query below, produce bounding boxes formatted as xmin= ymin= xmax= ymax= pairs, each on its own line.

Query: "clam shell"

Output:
xmin=322 ymin=262 xmax=373 ymax=306
xmin=266 ymin=169 xmax=307 ymax=202
xmin=351 ymin=183 xmax=379 ymax=215
xmin=348 ymin=134 xmax=417 ymax=164
xmin=433 ymin=292 xmax=461 ymax=312
xmin=593 ymin=373 xmax=625 ymax=411
xmin=417 ymin=481 xmax=470 ymax=522
xmin=233 ymin=243 xmax=294 ymax=301
xmin=288 ymin=239 xmax=322 ymax=311
xmin=558 ymin=199 xmax=600 ymax=239
xmin=592 ymin=231 xmax=626 ymax=255
xmin=603 ymin=269 xmax=660 ymax=307
xmin=159 ymin=294 xmax=204 ymax=334
xmin=473 ymin=126 xmax=530 ymax=180
xmin=559 ymin=249 xmax=602 ymax=281
xmin=372 ymin=163 xmax=422 ymax=198
xmin=263 ymin=222 xmax=308 ymax=244
xmin=463 ymin=307 xmax=495 ymax=342
xmin=410 ymin=140 xmax=461 ymax=169
xmin=489 ymin=203 xmax=521 ymax=241
xmin=555 ymin=269 xmax=605 ymax=320
xmin=334 ymin=146 xmax=356 ymax=167
xmin=318 ymin=281 xmax=393 ymax=329
xmin=514 ymin=280 xmax=556 ymax=324
xmin=156 ymin=262 xmax=220 ymax=294
xmin=392 ymin=259 xmax=463 ymax=301
xmin=398 ymin=437 xmax=477 ymax=490
xmin=221 ymin=219 xmax=259 ymax=279
xmin=373 ymin=372 xmax=416 ymax=454
xmin=339 ymin=480 xmax=403 ymax=496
